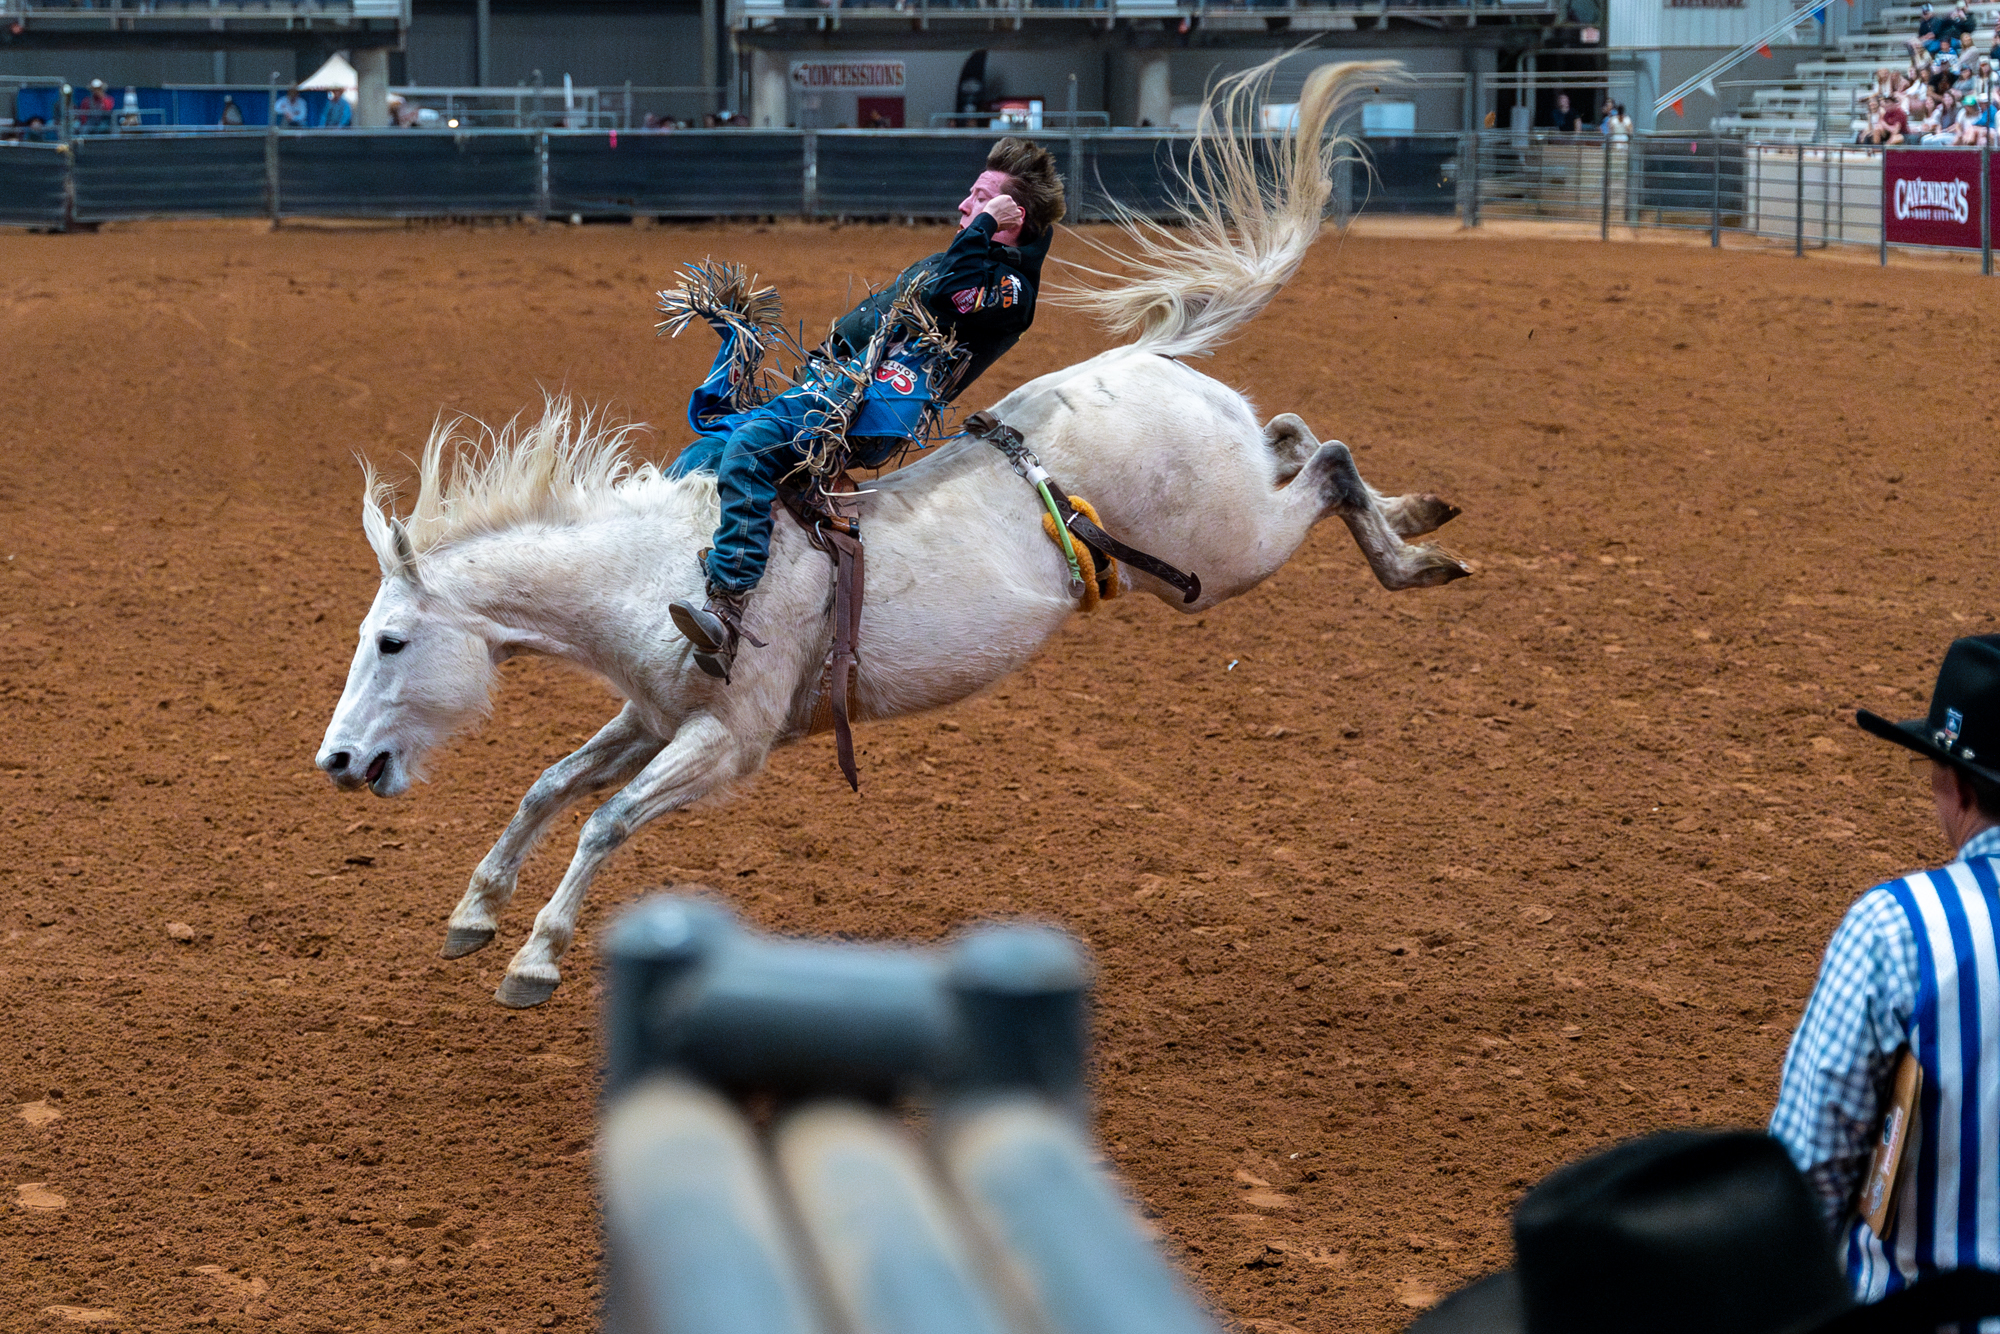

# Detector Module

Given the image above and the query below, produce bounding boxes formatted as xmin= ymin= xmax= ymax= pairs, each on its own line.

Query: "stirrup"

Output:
xmin=670 ymin=589 xmax=762 ymax=683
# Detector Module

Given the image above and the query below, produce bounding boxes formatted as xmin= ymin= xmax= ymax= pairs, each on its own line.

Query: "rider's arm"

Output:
xmin=926 ymin=214 xmax=1036 ymax=343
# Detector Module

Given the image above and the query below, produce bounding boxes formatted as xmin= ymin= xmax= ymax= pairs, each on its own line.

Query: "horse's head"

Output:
xmin=316 ymin=517 xmax=496 ymax=797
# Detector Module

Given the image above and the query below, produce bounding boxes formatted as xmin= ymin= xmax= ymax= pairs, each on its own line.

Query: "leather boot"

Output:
xmin=670 ymin=587 xmax=761 ymax=682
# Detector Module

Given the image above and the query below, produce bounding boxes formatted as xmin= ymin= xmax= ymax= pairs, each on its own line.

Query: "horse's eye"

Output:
xmin=378 ymin=635 xmax=407 ymax=656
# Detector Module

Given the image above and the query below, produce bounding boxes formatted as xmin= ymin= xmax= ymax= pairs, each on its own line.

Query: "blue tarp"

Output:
xmin=16 ymin=86 xmax=275 ymax=129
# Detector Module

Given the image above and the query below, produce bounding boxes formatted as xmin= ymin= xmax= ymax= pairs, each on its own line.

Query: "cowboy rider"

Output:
xmin=665 ymin=137 xmax=1065 ymax=682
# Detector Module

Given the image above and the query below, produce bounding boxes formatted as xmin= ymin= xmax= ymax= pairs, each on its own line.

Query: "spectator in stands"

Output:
xmin=1971 ymin=55 xmax=1995 ymax=103
xmin=1547 ymin=92 xmax=1582 ymax=132
xmin=219 ymin=96 xmax=244 ymax=127
xmin=1600 ymin=101 xmax=1632 ymax=139
xmin=1915 ymin=2 xmax=1945 ymax=55
xmin=1929 ymin=53 xmax=1959 ymax=95
xmin=274 ymin=84 xmax=308 ymax=128
xmin=321 ymin=90 xmax=353 ymax=129
xmin=1882 ymin=94 xmax=1910 ymax=142
xmin=79 ymin=78 xmax=114 ymax=134
xmin=1946 ymin=4 xmax=1974 ymax=48
xmin=1960 ymin=91 xmax=1996 ymax=144
xmin=1859 ymin=95 xmax=1899 ymax=144
xmin=22 ymin=114 xmax=50 ymax=143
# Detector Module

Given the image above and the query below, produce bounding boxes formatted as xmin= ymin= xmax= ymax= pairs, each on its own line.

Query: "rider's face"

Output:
xmin=958 ymin=170 xmax=1022 ymax=245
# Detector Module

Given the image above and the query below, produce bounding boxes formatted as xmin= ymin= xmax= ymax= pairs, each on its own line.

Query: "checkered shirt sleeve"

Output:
xmin=1768 ymin=883 xmax=1920 ymax=1231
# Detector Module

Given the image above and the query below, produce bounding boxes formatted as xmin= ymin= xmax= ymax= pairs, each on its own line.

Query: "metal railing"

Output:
xmin=1466 ymin=130 xmax=1999 ymax=272
xmin=730 ymin=0 xmax=1558 ymax=26
xmin=8 ymin=81 xmax=726 ymax=133
xmin=0 ymin=123 xmax=1466 ymax=229
xmin=21 ymin=121 xmax=1984 ymax=278
xmin=0 ymin=0 xmax=406 ymax=17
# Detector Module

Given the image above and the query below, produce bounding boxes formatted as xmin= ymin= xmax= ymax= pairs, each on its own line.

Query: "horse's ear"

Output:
xmin=389 ymin=519 xmax=423 ymax=587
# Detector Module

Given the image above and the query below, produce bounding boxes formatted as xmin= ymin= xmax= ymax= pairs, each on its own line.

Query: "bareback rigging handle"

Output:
xmin=963 ymin=411 xmax=1202 ymax=606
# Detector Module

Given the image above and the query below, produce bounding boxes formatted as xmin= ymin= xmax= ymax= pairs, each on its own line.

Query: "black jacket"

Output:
xmin=822 ymin=212 xmax=1051 ymax=401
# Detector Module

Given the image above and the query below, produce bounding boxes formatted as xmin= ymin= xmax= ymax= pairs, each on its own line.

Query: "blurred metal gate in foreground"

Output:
xmin=598 ymin=896 xmax=1224 ymax=1334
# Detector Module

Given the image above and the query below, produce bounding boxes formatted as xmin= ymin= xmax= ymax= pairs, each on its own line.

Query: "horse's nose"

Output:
xmin=322 ymin=750 xmax=351 ymax=775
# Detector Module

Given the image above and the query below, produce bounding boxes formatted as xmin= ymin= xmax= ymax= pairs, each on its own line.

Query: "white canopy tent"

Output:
xmin=299 ymin=54 xmax=357 ymax=95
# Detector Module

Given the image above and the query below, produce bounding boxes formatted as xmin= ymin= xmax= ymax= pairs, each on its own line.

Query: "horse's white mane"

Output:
xmin=1055 ymin=55 xmax=1398 ymax=359
xmin=361 ymin=397 xmax=705 ymax=572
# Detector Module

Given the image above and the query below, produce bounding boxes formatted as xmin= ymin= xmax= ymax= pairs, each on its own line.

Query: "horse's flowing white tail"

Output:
xmin=1057 ymin=56 xmax=1398 ymax=359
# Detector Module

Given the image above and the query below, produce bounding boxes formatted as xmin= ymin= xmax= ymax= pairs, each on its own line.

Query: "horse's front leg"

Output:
xmin=443 ymin=703 xmax=666 ymax=959
xmin=496 ymin=712 xmax=745 ymax=1008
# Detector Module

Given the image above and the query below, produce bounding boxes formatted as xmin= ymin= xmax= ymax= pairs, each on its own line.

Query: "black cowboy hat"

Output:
xmin=1409 ymin=1131 xmax=2000 ymax=1334
xmin=1857 ymin=634 xmax=2000 ymax=788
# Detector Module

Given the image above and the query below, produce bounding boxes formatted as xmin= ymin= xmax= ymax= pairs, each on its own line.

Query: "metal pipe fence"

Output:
xmin=1467 ymin=130 xmax=2000 ymax=269
xmin=0 ymin=125 xmax=1465 ymax=229
xmin=13 ymin=121 xmax=1988 ymax=273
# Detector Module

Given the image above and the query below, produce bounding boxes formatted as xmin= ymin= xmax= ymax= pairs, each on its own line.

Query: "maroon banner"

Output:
xmin=1883 ymin=148 xmax=1985 ymax=249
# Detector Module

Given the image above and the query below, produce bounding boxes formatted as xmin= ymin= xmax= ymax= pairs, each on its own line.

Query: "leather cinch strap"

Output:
xmin=778 ymin=477 xmax=867 ymax=792
xmin=963 ymin=411 xmax=1202 ymax=606
xmin=824 ymin=528 xmax=864 ymax=792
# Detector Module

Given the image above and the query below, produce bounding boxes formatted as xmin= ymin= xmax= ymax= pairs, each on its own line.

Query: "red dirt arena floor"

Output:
xmin=2 ymin=217 xmax=1997 ymax=1334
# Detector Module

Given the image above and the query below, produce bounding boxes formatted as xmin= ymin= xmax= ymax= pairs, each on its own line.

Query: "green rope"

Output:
xmin=1035 ymin=478 xmax=1086 ymax=592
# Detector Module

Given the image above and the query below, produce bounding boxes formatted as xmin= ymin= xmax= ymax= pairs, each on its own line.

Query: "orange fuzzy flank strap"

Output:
xmin=1042 ymin=497 xmax=1122 ymax=613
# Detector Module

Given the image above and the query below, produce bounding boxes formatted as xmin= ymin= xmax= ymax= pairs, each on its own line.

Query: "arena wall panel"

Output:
xmin=1073 ymin=136 xmax=1192 ymax=222
xmin=0 ymin=144 xmax=69 ymax=228
xmin=275 ymin=131 xmax=540 ymax=218
xmin=72 ymin=134 xmax=267 ymax=222
xmin=546 ymin=132 xmax=804 ymax=217
xmin=1363 ymin=139 xmax=1460 ymax=215
xmin=812 ymin=132 xmax=994 ymax=219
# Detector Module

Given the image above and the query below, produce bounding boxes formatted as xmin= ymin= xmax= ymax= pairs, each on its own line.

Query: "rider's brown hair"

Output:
xmin=987 ymin=137 xmax=1066 ymax=238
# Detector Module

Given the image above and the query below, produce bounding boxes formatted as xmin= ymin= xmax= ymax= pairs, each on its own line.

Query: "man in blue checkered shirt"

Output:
xmin=1771 ymin=634 xmax=2000 ymax=1300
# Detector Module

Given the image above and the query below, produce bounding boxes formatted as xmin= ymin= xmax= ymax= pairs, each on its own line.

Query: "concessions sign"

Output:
xmin=790 ymin=61 xmax=905 ymax=91
xmin=1882 ymin=148 xmax=1988 ymax=249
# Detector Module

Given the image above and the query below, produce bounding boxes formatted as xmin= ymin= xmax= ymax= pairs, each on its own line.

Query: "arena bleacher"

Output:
xmin=1715 ymin=1 xmax=2000 ymax=140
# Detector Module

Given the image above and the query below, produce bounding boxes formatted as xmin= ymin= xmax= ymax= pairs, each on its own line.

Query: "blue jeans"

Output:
xmin=665 ymin=322 xmax=937 ymax=595
xmin=667 ymin=385 xmax=825 ymax=595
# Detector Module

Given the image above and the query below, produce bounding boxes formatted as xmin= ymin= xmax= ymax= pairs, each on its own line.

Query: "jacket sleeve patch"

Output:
xmin=949 ymin=273 xmax=1025 ymax=315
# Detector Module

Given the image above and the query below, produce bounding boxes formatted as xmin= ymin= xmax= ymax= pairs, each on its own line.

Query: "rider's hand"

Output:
xmin=979 ymin=194 xmax=1025 ymax=233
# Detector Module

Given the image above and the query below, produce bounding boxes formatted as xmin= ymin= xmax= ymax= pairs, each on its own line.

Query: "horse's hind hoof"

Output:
xmin=1391 ymin=493 xmax=1462 ymax=538
xmin=441 ymin=926 xmax=496 ymax=959
xmin=1424 ymin=550 xmax=1475 ymax=585
xmin=494 ymin=972 xmax=560 ymax=1009
xmin=1414 ymin=495 xmax=1462 ymax=533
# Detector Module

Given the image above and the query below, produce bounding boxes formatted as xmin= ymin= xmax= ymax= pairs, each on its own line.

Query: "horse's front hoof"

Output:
xmin=495 ymin=972 xmax=561 ymax=1009
xmin=441 ymin=925 xmax=496 ymax=959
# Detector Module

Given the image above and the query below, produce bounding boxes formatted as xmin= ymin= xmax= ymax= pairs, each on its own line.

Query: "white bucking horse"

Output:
xmin=315 ymin=59 xmax=1470 ymax=1007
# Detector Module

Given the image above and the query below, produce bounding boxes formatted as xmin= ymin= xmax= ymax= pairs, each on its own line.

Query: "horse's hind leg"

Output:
xmin=496 ymin=712 xmax=745 ymax=1008
xmin=1265 ymin=414 xmax=1460 ymax=540
xmin=1291 ymin=430 xmax=1471 ymax=590
xmin=443 ymin=703 xmax=665 ymax=959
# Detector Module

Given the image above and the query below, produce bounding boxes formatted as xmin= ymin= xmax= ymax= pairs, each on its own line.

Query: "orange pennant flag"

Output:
xmin=1672 ymin=97 xmax=1686 ymax=115
xmin=1758 ymin=42 xmax=1774 ymax=56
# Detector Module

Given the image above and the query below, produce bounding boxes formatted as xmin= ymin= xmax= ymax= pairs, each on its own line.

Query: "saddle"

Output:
xmin=775 ymin=419 xmax=1201 ymax=796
